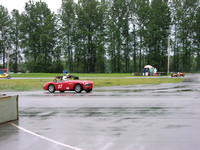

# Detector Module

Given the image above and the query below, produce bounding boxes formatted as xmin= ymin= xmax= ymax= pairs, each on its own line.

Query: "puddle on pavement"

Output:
xmin=165 ymin=124 xmax=190 ymax=129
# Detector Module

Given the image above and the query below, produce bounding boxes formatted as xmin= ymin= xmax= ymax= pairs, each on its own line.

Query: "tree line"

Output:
xmin=0 ymin=0 xmax=199 ymax=73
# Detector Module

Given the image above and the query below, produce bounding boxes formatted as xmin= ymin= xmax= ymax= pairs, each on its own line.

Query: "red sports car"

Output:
xmin=43 ymin=76 xmax=93 ymax=93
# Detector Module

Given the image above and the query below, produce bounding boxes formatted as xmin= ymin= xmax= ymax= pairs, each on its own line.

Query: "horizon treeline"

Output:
xmin=0 ymin=0 xmax=200 ymax=73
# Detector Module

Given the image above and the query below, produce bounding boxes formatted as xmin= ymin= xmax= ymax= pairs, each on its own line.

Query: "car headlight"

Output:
xmin=84 ymin=83 xmax=91 ymax=87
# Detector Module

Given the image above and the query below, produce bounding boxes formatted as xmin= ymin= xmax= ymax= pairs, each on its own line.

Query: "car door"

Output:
xmin=62 ymin=80 xmax=70 ymax=91
xmin=54 ymin=81 xmax=67 ymax=91
xmin=68 ymin=80 xmax=75 ymax=90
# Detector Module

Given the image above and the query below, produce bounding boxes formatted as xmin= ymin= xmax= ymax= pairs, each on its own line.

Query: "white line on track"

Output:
xmin=9 ymin=122 xmax=82 ymax=150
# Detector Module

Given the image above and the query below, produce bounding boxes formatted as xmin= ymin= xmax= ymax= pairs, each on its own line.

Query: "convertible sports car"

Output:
xmin=0 ymin=73 xmax=11 ymax=79
xmin=43 ymin=75 xmax=93 ymax=93
xmin=171 ymin=72 xmax=185 ymax=77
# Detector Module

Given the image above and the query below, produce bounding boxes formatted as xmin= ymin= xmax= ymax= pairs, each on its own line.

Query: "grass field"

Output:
xmin=0 ymin=77 xmax=184 ymax=92
xmin=11 ymin=73 xmax=132 ymax=78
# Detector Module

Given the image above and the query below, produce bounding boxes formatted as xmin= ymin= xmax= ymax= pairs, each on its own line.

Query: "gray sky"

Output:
xmin=0 ymin=0 xmax=62 ymax=13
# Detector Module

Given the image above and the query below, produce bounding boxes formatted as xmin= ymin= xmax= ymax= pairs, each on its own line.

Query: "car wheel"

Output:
xmin=60 ymin=91 xmax=65 ymax=93
xmin=86 ymin=89 xmax=92 ymax=93
xmin=48 ymin=84 xmax=55 ymax=93
xmin=74 ymin=84 xmax=82 ymax=93
xmin=7 ymin=75 xmax=11 ymax=79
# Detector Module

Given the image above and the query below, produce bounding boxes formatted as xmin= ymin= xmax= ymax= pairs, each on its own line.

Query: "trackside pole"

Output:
xmin=167 ymin=35 xmax=171 ymax=75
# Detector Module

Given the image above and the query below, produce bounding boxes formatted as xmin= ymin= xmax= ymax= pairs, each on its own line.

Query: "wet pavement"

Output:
xmin=0 ymin=74 xmax=200 ymax=150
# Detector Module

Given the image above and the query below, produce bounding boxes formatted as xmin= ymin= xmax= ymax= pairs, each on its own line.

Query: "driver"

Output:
xmin=63 ymin=76 xmax=67 ymax=80
xmin=63 ymin=74 xmax=70 ymax=80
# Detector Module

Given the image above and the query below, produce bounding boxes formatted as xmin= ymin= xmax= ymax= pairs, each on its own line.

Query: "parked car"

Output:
xmin=0 ymin=73 xmax=11 ymax=79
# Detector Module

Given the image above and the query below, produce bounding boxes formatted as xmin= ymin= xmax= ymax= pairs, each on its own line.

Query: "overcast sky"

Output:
xmin=0 ymin=0 xmax=62 ymax=13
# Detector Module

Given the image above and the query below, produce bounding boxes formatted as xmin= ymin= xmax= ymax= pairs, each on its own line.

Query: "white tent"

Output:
xmin=144 ymin=65 xmax=153 ymax=68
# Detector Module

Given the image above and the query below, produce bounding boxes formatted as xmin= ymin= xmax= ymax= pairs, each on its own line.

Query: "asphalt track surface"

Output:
xmin=0 ymin=74 xmax=200 ymax=150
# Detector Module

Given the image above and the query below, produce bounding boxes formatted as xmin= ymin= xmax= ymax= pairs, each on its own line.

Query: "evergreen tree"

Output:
xmin=145 ymin=0 xmax=171 ymax=72
xmin=194 ymin=2 xmax=200 ymax=71
xmin=94 ymin=0 xmax=107 ymax=73
xmin=75 ymin=0 xmax=106 ymax=73
xmin=136 ymin=0 xmax=151 ymax=71
xmin=20 ymin=0 xmax=59 ymax=72
xmin=10 ymin=9 xmax=22 ymax=73
xmin=170 ymin=0 xmax=181 ymax=72
xmin=60 ymin=0 xmax=76 ymax=73
xmin=107 ymin=0 xmax=132 ymax=73
xmin=121 ymin=0 xmax=132 ymax=73
xmin=0 ymin=5 xmax=11 ymax=68
xmin=175 ymin=0 xmax=197 ymax=72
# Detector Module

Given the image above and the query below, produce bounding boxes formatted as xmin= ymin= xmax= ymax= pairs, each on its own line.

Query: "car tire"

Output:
xmin=60 ymin=91 xmax=65 ymax=93
xmin=48 ymin=84 xmax=55 ymax=93
xmin=86 ymin=89 xmax=92 ymax=93
xmin=7 ymin=75 xmax=11 ymax=79
xmin=74 ymin=84 xmax=82 ymax=93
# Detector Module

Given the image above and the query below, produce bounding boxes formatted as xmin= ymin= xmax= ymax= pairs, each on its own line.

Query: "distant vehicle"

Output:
xmin=171 ymin=72 xmax=185 ymax=77
xmin=43 ymin=75 xmax=93 ymax=93
xmin=0 ymin=73 xmax=11 ymax=79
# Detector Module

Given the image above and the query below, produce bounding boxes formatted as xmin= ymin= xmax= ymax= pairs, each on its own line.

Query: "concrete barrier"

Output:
xmin=0 ymin=95 xmax=18 ymax=124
